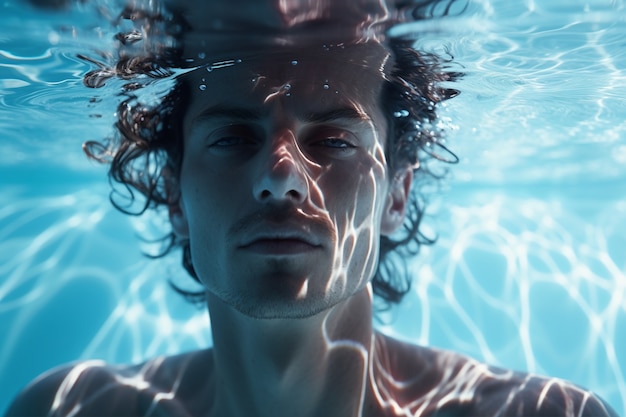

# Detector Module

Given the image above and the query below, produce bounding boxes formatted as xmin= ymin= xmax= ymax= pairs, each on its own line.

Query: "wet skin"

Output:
xmin=163 ymin=45 xmax=417 ymax=416
xmin=169 ymin=44 xmax=406 ymax=320
xmin=5 ymin=334 xmax=618 ymax=417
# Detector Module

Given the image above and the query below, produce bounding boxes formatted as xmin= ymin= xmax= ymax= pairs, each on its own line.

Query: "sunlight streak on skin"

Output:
xmin=50 ymin=360 xmax=108 ymax=414
xmin=326 ymin=186 xmax=375 ymax=296
xmin=296 ymin=279 xmax=308 ymax=299
xmin=263 ymin=82 xmax=294 ymax=103
xmin=497 ymin=377 xmax=532 ymax=416
xmin=533 ymin=378 xmax=598 ymax=417
xmin=254 ymin=78 xmax=389 ymax=305
xmin=320 ymin=299 xmax=371 ymax=417
xmin=142 ymin=358 xmax=181 ymax=417
xmin=48 ymin=355 xmax=201 ymax=416
xmin=320 ymin=106 xmax=387 ymax=299
xmin=369 ymin=336 xmax=415 ymax=416
xmin=117 ymin=358 xmax=163 ymax=391
xmin=367 ymin=343 xmax=615 ymax=417
xmin=44 ymin=346 xmax=613 ymax=417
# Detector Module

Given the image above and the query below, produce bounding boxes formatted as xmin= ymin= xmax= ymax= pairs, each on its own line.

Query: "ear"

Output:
xmin=380 ymin=167 xmax=412 ymax=236
xmin=164 ymin=169 xmax=189 ymax=239
xmin=169 ymin=198 xmax=189 ymax=239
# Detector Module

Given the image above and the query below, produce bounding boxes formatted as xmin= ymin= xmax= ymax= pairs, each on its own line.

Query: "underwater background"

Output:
xmin=1 ymin=0 xmax=625 ymax=414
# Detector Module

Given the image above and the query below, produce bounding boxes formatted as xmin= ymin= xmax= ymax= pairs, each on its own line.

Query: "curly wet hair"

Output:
xmin=82 ymin=0 xmax=463 ymax=308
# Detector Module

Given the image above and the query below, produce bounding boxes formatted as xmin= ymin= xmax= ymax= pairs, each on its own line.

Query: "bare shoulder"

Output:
xmin=375 ymin=333 xmax=618 ymax=417
xmin=4 ymin=349 xmax=214 ymax=417
xmin=5 ymin=360 xmax=128 ymax=417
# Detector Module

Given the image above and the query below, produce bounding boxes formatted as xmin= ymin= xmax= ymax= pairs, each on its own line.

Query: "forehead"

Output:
xmin=182 ymin=43 xmax=392 ymax=123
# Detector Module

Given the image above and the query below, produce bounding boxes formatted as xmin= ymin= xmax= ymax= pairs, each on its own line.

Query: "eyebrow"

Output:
xmin=192 ymin=105 xmax=370 ymax=125
xmin=303 ymin=108 xmax=371 ymax=124
xmin=193 ymin=106 xmax=262 ymax=123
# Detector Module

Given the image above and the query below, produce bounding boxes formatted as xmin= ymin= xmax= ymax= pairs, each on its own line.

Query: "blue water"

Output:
xmin=1 ymin=0 xmax=625 ymax=415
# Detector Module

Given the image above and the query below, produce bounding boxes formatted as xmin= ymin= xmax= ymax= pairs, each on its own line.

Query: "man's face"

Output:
xmin=171 ymin=44 xmax=409 ymax=318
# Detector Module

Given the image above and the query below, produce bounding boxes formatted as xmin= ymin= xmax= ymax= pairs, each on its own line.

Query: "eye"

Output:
xmin=206 ymin=125 xmax=259 ymax=155
xmin=212 ymin=136 xmax=254 ymax=147
xmin=307 ymin=128 xmax=358 ymax=158
xmin=316 ymin=138 xmax=356 ymax=149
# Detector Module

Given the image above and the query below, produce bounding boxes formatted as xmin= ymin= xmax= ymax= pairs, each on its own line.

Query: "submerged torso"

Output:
xmin=8 ymin=332 xmax=616 ymax=417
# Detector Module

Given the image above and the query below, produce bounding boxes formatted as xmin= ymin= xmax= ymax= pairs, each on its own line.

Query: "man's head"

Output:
xmin=83 ymin=0 xmax=461 ymax=312
xmin=165 ymin=43 xmax=414 ymax=318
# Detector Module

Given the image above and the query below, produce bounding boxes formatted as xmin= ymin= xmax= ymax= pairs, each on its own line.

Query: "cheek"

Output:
xmin=179 ymin=156 xmax=227 ymax=235
xmin=322 ymin=156 xmax=388 ymax=278
xmin=326 ymin=155 xmax=387 ymax=226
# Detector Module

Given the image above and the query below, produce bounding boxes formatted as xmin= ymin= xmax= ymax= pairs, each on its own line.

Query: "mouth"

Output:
xmin=241 ymin=237 xmax=322 ymax=255
xmin=239 ymin=229 xmax=323 ymax=255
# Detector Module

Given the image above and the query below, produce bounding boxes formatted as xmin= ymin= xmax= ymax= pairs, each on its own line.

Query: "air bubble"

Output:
xmin=291 ymin=60 xmax=298 ymax=66
xmin=323 ymin=84 xmax=329 ymax=90
xmin=199 ymin=84 xmax=207 ymax=91
xmin=206 ymin=66 xmax=213 ymax=72
xmin=393 ymin=110 xmax=409 ymax=118
xmin=48 ymin=31 xmax=60 ymax=45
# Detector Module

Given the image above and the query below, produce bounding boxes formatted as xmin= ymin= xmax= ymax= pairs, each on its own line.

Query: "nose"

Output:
xmin=253 ymin=130 xmax=308 ymax=204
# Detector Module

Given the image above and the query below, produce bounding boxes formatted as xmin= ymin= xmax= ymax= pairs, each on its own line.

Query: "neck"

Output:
xmin=205 ymin=287 xmax=383 ymax=417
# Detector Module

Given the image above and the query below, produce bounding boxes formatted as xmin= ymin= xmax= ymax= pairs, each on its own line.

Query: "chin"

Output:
xmin=234 ymin=304 xmax=327 ymax=320
xmin=205 ymin=266 xmax=367 ymax=319
xmin=220 ymin=286 xmax=352 ymax=320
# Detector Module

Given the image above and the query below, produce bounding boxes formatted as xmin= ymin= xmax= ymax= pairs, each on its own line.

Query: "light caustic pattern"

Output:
xmin=381 ymin=191 xmax=626 ymax=415
xmin=2 ymin=23 xmax=625 ymax=415
xmin=165 ymin=45 xmax=400 ymax=323
xmin=434 ymin=0 xmax=626 ymax=186
xmin=1 ymin=69 xmax=624 ymax=416
xmin=249 ymin=72 xmax=389 ymax=305
xmin=0 ymin=187 xmax=212 ymax=414
xmin=1 ymin=186 xmax=624 ymax=415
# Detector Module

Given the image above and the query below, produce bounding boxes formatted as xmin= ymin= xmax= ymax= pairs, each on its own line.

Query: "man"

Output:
xmin=6 ymin=0 xmax=617 ymax=416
